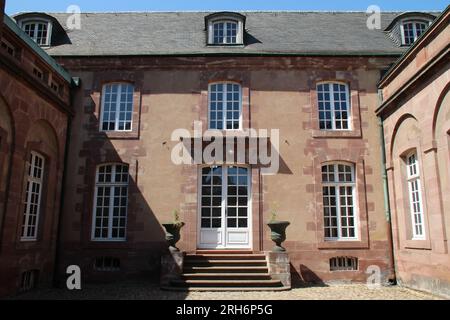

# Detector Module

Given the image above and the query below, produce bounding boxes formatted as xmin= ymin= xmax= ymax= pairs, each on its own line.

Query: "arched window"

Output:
xmin=92 ymin=164 xmax=129 ymax=241
xmin=100 ymin=83 xmax=134 ymax=132
xmin=401 ymin=20 xmax=429 ymax=45
xmin=208 ymin=83 xmax=242 ymax=130
xmin=21 ymin=152 xmax=45 ymax=241
xmin=317 ymin=83 xmax=351 ymax=130
xmin=322 ymin=163 xmax=357 ymax=240
xmin=406 ymin=152 xmax=426 ymax=240
xmin=205 ymin=12 xmax=245 ymax=46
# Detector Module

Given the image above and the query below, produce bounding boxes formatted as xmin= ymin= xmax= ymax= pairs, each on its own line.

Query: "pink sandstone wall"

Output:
xmin=55 ymin=55 xmax=396 ymax=285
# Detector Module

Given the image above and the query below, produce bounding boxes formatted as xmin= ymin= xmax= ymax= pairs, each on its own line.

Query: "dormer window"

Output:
xmin=206 ymin=12 xmax=245 ymax=46
xmin=401 ymin=20 xmax=429 ymax=45
xmin=19 ymin=19 xmax=52 ymax=46
xmin=213 ymin=21 xmax=238 ymax=44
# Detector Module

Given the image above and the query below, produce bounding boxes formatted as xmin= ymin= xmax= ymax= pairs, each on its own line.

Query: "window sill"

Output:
xmin=312 ymin=129 xmax=362 ymax=139
xmin=95 ymin=130 xmax=139 ymax=140
xmin=318 ymin=240 xmax=369 ymax=250
xmin=404 ymin=239 xmax=431 ymax=250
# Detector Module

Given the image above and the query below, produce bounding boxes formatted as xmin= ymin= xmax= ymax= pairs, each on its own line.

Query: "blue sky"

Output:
xmin=5 ymin=0 xmax=448 ymax=14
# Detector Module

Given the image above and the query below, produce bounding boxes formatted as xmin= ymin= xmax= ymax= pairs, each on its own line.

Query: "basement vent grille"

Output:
xmin=94 ymin=257 xmax=121 ymax=272
xmin=20 ymin=270 xmax=39 ymax=292
xmin=330 ymin=257 xmax=358 ymax=271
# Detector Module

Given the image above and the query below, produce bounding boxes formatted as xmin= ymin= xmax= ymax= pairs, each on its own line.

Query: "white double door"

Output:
xmin=198 ymin=166 xmax=252 ymax=249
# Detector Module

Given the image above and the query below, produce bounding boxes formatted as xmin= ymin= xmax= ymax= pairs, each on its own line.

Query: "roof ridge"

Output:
xmin=15 ymin=10 xmax=442 ymax=14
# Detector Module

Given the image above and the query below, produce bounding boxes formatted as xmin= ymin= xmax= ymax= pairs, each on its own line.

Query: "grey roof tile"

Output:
xmin=16 ymin=11 xmax=438 ymax=56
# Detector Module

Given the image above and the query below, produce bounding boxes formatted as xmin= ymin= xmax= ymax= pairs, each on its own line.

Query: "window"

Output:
xmin=317 ymin=83 xmax=351 ymax=130
xmin=21 ymin=152 xmax=45 ymax=241
xmin=406 ymin=152 xmax=426 ymax=240
xmin=92 ymin=164 xmax=129 ymax=241
xmin=330 ymin=257 xmax=358 ymax=271
xmin=1 ymin=38 xmax=15 ymax=57
xmin=206 ymin=12 xmax=245 ymax=46
xmin=401 ymin=21 xmax=428 ymax=45
xmin=33 ymin=67 xmax=44 ymax=81
xmin=100 ymin=83 xmax=134 ymax=132
xmin=213 ymin=21 xmax=238 ymax=44
xmin=322 ymin=163 xmax=357 ymax=240
xmin=209 ymin=83 xmax=242 ymax=130
xmin=22 ymin=21 xmax=51 ymax=46
xmin=94 ymin=257 xmax=121 ymax=271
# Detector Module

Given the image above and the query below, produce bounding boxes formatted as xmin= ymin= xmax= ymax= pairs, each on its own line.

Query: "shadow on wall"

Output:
xmin=291 ymin=264 xmax=328 ymax=288
xmin=55 ymin=102 xmax=185 ymax=298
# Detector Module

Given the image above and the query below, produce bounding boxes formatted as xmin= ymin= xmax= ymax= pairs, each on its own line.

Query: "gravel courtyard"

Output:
xmin=10 ymin=281 xmax=443 ymax=300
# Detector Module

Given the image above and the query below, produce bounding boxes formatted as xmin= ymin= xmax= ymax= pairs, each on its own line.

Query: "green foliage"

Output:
xmin=173 ymin=210 xmax=183 ymax=226
xmin=270 ymin=202 xmax=279 ymax=222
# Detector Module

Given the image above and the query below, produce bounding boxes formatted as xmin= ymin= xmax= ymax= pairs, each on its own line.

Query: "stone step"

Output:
xmin=186 ymin=254 xmax=266 ymax=260
xmin=181 ymin=273 xmax=272 ymax=280
xmin=161 ymin=286 xmax=291 ymax=292
xmin=183 ymin=266 xmax=269 ymax=273
xmin=196 ymin=250 xmax=254 ymax=255
xmin=184 ymin=259 xmax=268 ymax=267
xmin=170 ymin=279 xmax=284 ymax=288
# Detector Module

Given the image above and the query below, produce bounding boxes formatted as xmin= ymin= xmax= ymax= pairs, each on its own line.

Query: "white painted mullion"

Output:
xmin=222 ymin=166 xmax=227 ymax=246
xmin=107 ymin=165 xmax=116 ymax=239
xmin=33 ymin=157 xmax=45 ymax=239
xmin=330 ymin=86 xmax=336 ymax=130
xmin=334 ymin=165 xmax=342 ymax=240
xmin=115 ymin=84 xmax=122 ymax=131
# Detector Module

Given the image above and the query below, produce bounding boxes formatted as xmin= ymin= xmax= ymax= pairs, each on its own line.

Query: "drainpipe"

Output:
xmin=377 ymin=89 xmax=397 ymax=285
xmin=52 ymin=77 xmax=79 ymax=288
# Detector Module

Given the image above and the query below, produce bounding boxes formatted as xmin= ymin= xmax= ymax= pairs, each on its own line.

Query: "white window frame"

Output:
xmin=400 ymin=20 xmax=430 ymax=46
xmin=406 ymin=152 xmax=426 ymax=240
xmin=322 ymin=163 xmax=359 ymax=241
xmin=208 ymin=82 xmax=243 ymax=131
xmin=19 ymin=19 xmax=52 ymax=47
xmin=100 ymin=83 xmax=134 ymax=132
xmin=208 ymin=19 xmax=244 ymax=45
xmin=317 ymin=82 xmax=352 ymax=131
xmin=91 ymin=164 xmax=129 ymax=242
xmin=21 ymin=152 xmax=45 ymax=241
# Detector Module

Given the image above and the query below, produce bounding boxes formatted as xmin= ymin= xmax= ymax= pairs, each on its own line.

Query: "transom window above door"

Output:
xmin=317 ymin=83 xmax=351 ymax=131
xmin=208 ymin=83 xmax=242 ymax=130
xmin=100 ymin=83 xmax=134 ymax=132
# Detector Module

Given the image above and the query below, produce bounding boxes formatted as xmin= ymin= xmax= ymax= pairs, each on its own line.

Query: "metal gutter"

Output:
xmin=377 ymin=91 xmax=397 ymax=284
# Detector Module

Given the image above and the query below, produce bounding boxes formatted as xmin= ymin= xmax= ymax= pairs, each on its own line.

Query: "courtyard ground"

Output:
xmin=9 ymin=280 xmax=444 ymax=300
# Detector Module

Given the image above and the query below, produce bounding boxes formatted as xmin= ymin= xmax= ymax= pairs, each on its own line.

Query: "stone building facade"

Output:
xmin=377 ymin=7 xmax=450 ymax=297
xmin=0 ymin=13 xmax=73 ymax=297
xmin=0 ymin=3 xmax=448 ymax=297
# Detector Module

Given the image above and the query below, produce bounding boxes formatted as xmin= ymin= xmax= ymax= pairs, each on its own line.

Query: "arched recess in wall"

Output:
xmin=432 ymin=84 xmax=450 ymax=243
xmin=388 ymin=113 xmax=419 ymax=166
xmin=390 ymin=114 xmax=425 ymax=242
xmin=0 ymin=93 xmax=14 ymax=233
xmin=21 ymin=119 xmax=60 ymax=240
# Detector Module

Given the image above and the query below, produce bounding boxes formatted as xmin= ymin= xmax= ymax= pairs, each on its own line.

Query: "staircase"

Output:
xmin=164 ymin=251 xmax=290 ymax=291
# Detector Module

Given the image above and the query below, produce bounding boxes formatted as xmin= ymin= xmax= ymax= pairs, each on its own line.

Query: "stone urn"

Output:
xmin=267 ymin=221 xmax=290 ymax=252
xmin=162 ymin=222 xmax=185 ymax=252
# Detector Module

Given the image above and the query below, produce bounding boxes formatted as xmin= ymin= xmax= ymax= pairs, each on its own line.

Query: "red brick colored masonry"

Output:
xmin=54 ymin=55 xmax=397 ymax=285
xmin=0 ymin=20 xmax=71 ymax=297
xmin=378 ymin=9 xmax=450 ymax=298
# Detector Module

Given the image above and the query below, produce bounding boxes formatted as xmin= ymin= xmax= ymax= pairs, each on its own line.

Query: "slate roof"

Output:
xmin=14 ymin=11 xmax=440 ymax=56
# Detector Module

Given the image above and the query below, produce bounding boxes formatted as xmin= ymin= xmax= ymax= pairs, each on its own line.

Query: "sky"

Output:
xmin=5 ymin=0 xmax=448 ymax=14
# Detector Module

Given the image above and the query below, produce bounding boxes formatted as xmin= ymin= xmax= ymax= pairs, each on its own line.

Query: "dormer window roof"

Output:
xmin=14 ymin=13 xmax=68 ymax=48
xmin=205 ymin=12 xmax=246 ymax=46
xmin=384 ymin=12 xmax=436 ymax=47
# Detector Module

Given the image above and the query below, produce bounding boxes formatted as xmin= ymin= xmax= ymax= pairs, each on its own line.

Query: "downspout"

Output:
xmin=52 ymin=77 xmax=79 ymax=288
xmin=377 ymin=89 xmax=397 ymax=284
